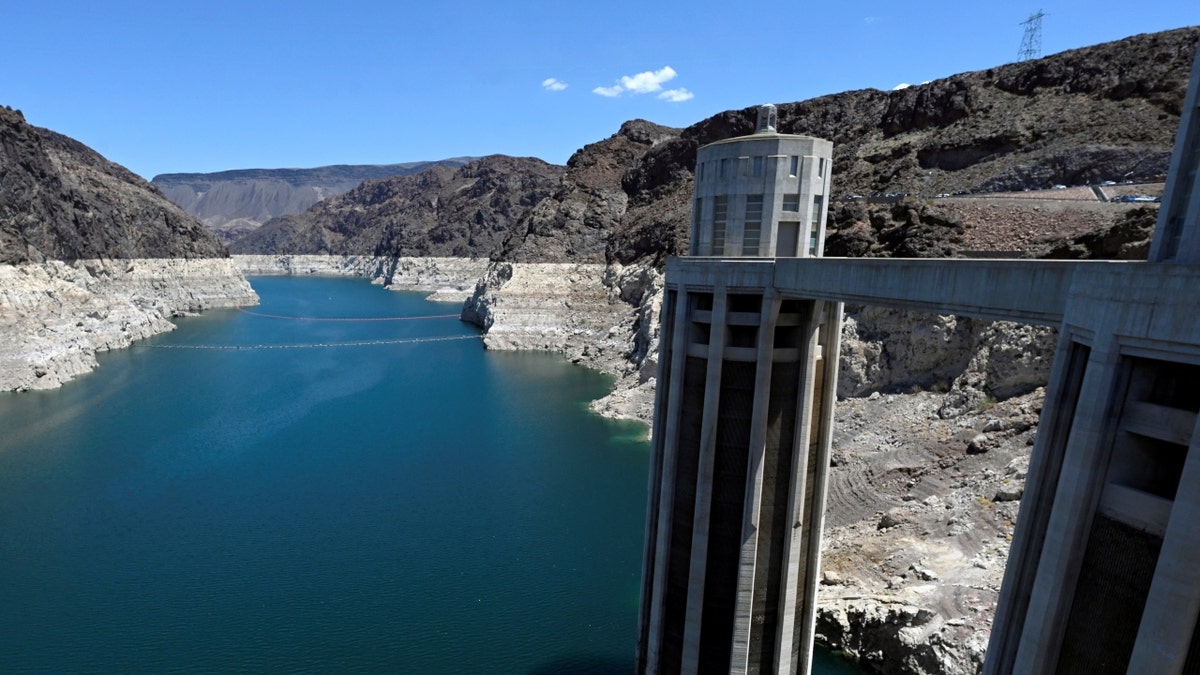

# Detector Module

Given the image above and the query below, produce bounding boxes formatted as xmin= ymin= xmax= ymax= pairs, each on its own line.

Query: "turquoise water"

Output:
xmin=0 ymin=276 xmax=862 ymax=673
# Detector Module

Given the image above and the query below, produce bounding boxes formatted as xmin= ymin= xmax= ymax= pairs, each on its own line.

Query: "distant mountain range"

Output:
xmin=152 ymin=159 xmax=476 ymax=243
xmin=229 ymin=156 xmax=562 ymax=257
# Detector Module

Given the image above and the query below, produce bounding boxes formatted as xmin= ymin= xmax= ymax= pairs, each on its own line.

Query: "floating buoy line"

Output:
xmin=133 ymin=306 xmax=479 ymax=350
xmin=236 ymin=308 xmax=460 ymax=322
xmin=137 ymin=334 xmax=483 ymax=351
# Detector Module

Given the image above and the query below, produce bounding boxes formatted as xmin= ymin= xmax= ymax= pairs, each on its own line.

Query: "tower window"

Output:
xmin=752 ymin=156 xmax=764 ymax=177
xmin=782 ymin=194 xmax=800 ymax=212
xmin=789 ymin=156 xmax=799 ymax=177
xmin=809 ymin=195 xmax=824 ymax=256
xmin=713 ymin=196 xmax=728 ymax=255
xmin=744 ymin=195 xmax=763 ymax=256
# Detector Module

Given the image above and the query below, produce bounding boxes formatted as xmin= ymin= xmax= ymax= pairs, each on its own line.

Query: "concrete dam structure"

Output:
xmin=636 ymin=40 xmax=1200 ymax=675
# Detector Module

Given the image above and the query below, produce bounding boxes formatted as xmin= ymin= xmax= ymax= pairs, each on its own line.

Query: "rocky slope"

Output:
xmin=215 ymin=28 xmax=1198 ymax=271
xmin=153 ymin=159 xmax=474 ymax=242
xmin=1 ymin=106 xmax=228 ymax=264
xmin=0 ymin=106 xmax=257 ymax=390
xmin=0 ymin=258 xmax=257 ymax=391
xmin=229 ymin=155 xmax=562 ymax=257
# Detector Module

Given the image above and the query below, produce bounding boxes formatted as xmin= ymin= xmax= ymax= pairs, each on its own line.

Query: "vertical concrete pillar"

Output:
xmin=681 ymin=285 xmax=729 ymax=672
xmin=770 ymin=299 xmax=842 ymax=674
xmin=1012 ymin=334 xmax=1127 ymax=672
xmin=729 ymin=290 xmax=782 ymax=673
xmin=1127 ymin=419 xmax=1200 ymax=673
xmin=640 ymin=287 xmax=693 ymax=673
xmin=772 ymin=299 xmax=820 ymax=673
xmin=985 ymin=332 xmax=1092 ymax=675
xmin=795 ymin=300 xmax=843 ymax=671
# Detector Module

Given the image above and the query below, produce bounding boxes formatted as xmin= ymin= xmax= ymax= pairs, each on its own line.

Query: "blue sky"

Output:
xmin=4 ymin=1 xmax=1198 ymax=180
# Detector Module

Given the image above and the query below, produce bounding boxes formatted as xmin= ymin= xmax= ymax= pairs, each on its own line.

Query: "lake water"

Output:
xmin=0 ymin=276 xmax=862 ymax=673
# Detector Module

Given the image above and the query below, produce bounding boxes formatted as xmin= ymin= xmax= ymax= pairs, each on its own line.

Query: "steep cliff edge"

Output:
xmin=1 ymin=107 xmax=228 ymax=264
xmin=0 ymin=258 xmax=257 ymax=391
xmin=0 ymin=106 xmax=257 ymax=391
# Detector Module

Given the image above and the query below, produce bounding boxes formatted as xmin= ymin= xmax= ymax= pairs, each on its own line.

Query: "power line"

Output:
xmin=1018 ymin=10 xmax=1047 ymax=61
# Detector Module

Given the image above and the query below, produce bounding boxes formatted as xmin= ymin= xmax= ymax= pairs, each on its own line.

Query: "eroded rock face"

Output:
xmin=0 ymin=107 xmax=228 ymax=264
xmin=459 ymin=259 xmax=664 ymax=428
xmin=230 ymin=156 xmax=562 ymax=258
xmin=838 ymin=308 xmax=1057 ymax=406
xmin=0 ymin=259 xmax=257 ymax=391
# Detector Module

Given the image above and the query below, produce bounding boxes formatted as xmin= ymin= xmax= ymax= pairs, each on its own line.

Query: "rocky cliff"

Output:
xmin=153 ymin=159 xmax=475 ymax=243
xmin=0 ymin=258 xmax=257 ymax=391
xmin=0 ymin=106 xmax=257 ymax=390
xmin=232 ymin=254 xmax=491 ymax=303
xmin=229 ymin=155 xmax=562 ymax=257
xmin=1 ymin=106 xmax=228 ymax=264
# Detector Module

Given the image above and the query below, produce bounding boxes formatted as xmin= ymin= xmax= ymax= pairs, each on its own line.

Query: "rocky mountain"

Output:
xmin=601 ymin=26 xmax=1199 ymax=266
xmin=0 ymin=106 xmax=257 ymax=391
xmin=229 ymin=155 xmax=562 ymax=257
xmin=234 ymin=28 xmax=1197 ymax=271
xmin=0 ymin=106 xmax=228 ymax=264
xmin=153 ymin=159 xmax=475 ymax=243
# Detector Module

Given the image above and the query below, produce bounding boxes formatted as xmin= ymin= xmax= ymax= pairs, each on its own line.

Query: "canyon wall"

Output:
xmin=0 ymin=258 xmax=257 ymax=391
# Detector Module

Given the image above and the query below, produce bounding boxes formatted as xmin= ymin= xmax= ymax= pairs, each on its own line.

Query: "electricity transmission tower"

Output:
xmin=1018 ymin=10 xmax=1047 ymax=61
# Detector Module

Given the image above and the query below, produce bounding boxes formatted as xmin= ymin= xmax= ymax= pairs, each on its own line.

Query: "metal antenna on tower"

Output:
xmin=1018 ymin=10 xmax=1047 ymax=61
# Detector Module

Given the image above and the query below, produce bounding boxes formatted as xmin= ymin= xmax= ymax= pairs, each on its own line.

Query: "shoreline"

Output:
xmin=3 ymin=253 xmax=1048 ymax=674
xmin=0 ymin=258 xmax=258 ymax=392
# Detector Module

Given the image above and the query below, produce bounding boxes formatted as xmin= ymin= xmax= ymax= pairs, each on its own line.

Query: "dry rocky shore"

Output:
xmin=0 ymin=258 xmax=257 ymax=391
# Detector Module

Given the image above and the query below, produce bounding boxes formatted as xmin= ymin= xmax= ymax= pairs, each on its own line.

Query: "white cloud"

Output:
xmin=892 ymin=82 xmax=911 ymax=90
xmin=621 ymin=66 xmax=677 ymax=94
xmin=541 ymin=77 xmax=568 ymax=92
xmin=658 ymin=88 xmax=694 ymax=103
xmin=594 ymin=66 xmax=686 ymax=98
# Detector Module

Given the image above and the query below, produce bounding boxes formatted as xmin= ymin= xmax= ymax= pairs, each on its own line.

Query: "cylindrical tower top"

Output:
xmin=690 ymin=122 xmax=833 ymax=258
xmin=755 ymin=104 xmax=777 ymax=134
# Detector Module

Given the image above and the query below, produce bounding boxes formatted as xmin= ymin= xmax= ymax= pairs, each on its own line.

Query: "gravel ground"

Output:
xmin=936 ymin=185 xmax=1163 ymax=254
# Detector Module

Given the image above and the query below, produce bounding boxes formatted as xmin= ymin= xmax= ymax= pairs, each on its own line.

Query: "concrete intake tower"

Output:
xmin=636 ymin=105 xmax=843 ymax=674
xmin=639 ymin=36 xmax=1200 ymax=674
